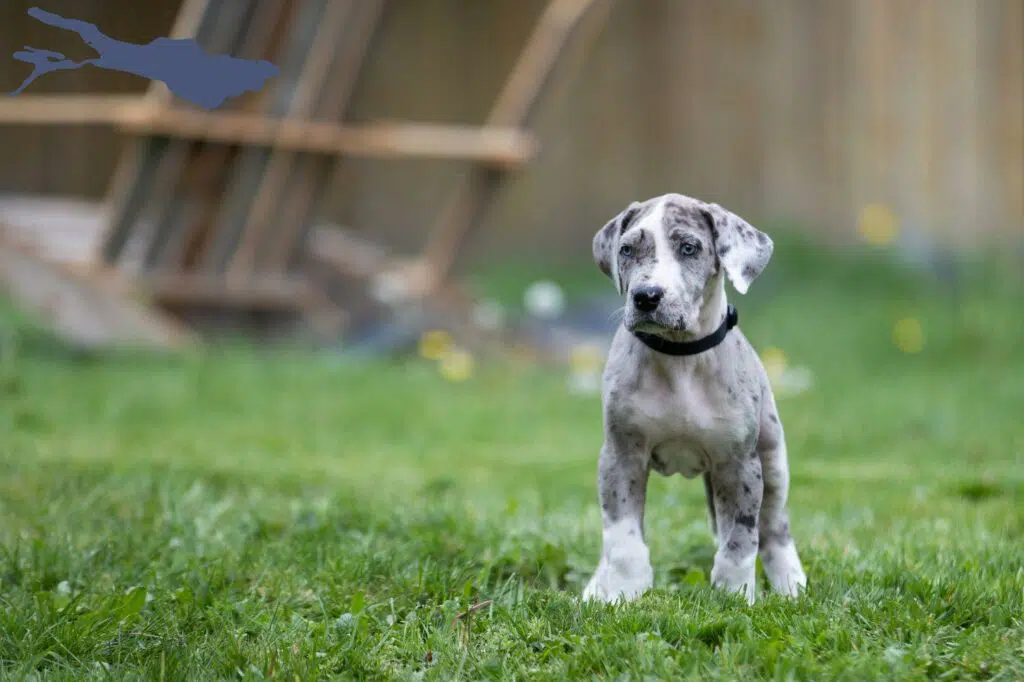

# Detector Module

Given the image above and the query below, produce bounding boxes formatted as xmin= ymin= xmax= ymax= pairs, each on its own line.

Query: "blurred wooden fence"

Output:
xmin=0 ymin=0 xmax=1020 ymax=265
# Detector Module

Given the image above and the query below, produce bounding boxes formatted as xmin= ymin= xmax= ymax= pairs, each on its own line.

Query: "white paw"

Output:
xmin=711 ymin=553 xmax=757 ymax=604
xmin=762 ymin=543 xmax=807 ymax=597
xmin=582 ymin=531 xmax=653 ymax=604
xmin=582 ymin=559 xmax=653 ymax=604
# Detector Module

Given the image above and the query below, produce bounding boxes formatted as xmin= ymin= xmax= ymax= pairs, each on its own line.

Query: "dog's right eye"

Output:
xmin=619 ymin=244 xmax=632 ymax=257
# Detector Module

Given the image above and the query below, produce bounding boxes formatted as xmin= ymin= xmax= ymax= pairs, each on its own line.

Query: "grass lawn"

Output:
xmin=1 ymin=237 xmax=1022 ymax=680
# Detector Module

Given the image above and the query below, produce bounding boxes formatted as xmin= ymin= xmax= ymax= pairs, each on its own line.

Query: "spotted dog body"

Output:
xmin=583 ymin=193 xmax=806 ymax=605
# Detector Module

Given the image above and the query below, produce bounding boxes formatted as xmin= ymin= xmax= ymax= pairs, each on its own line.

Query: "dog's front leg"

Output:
xmin=708 ymin=451 xmax=763 ymax=604
xmin=583 ymin=427 xmax=652 ymax=604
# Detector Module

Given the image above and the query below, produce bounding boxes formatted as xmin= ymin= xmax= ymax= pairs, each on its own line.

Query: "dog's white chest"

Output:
xmin=626 ymin=363 xmax=743 ymax=477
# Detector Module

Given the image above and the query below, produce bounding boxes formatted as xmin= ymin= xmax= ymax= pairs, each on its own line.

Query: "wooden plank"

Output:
xmin=95 ymin=0 xmax=228 ymax=266
xmin=308 ymin=224 xmax=394 ymax=280
xmin=0 ymin=95 xmax=143 ymax=125
xmin=96 ymin=1 xmax=254 ymax=266
xmin=489 ymin=0 xmax=610 ymax=127
xmin=126 ymin=4 xmax=261 ymax=272
xmin=151 ymin=0 xmax=295 ymax=274
xmin=418 ymin=0 xmax=613 ymax=292
xmin=0 ymin=222 xmax=194 ymax=350
xmin=197 ymin=0 xmax=331 ymax=275
xmin=99 ymin=135 xmax=178 ymax=267
xmin=115 ymin=108 xmax=538 ymax=165
xmin=138 ymin=271 xmax=346 ymax=337
xmin=225 ymin=0 xmax=359 ymax=284
xmin=138 ymin=273 xmax=316 ymax=308
xmin=253 ymin=0 xmax=383 ymax=274
xmin=141 ymin=0 xmax=292 ymax=273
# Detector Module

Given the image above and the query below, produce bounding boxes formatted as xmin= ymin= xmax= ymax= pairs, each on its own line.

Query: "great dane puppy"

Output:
xmin=583 ymin=193 xmax=806 ymax=605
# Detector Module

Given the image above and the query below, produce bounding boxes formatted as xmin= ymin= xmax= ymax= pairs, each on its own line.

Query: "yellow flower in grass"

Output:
xmin=569 ymin=344 xmax=604 ymax=374
xmin=439 ymin=347 xmax=474 ymax=382
xmin=858 ymin=204 xmax=899 ymax=246
xmin=419 ymin=329 xmax=452 ymax=360
xmin=893 ymin=317 xmax=923 ymax=354
xmin=760 ymin=346 xmax=788 ymax=384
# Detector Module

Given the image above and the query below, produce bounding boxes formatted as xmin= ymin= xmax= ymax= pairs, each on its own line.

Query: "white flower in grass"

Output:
xmin=369 ymin=270 xmax=410 ymax=305
xmin=568 ymin=371 xmax=601 ymax=396
xmin=523 ymin=280 xmax=566 ymax=320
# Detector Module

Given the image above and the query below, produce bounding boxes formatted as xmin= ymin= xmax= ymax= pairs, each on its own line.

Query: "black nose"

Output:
xmin=632 ymin=285 xmax=664 ymax=312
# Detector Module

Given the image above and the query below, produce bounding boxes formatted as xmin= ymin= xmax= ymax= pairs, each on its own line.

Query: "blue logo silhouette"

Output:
xmin=9 ymin=7 xmax=278 ymax=110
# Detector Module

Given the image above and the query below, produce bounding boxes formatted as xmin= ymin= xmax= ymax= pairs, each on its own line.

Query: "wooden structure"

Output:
xmin=0 ymin=0 xmax=612 ymax=350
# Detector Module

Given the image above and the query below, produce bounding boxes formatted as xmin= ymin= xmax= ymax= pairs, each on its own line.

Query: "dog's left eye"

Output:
xmin=680 ymin=242 xmax=698 ymax=257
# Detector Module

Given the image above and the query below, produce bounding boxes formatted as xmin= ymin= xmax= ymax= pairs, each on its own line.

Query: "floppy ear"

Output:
xmin=593 ymin=203 xmax=641 ymax=294
xmin=700 ymin=203 xmax=773 ymax=295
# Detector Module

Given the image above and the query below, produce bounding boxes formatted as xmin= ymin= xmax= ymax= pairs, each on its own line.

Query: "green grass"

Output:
xmin=1 ymin=238 xmax=1023 ymax=680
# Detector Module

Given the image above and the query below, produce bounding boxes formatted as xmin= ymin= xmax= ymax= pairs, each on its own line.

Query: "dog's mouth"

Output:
xmin=626 ymin=313 xmax=688 ymax=339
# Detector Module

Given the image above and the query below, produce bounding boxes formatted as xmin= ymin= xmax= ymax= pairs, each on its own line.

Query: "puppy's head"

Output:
xmin=592 ymin=193 xmax=773 ymax=339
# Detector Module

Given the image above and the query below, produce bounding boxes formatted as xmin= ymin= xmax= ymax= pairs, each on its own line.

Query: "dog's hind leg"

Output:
xmin=756 ymin=389 xmax=807 ymax=597
xmin=708 ymin=451 xmax=762 ymax=604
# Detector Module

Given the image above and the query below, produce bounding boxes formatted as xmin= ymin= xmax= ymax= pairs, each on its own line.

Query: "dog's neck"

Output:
xmin=692 ymin=281 xmax=729 ymax=341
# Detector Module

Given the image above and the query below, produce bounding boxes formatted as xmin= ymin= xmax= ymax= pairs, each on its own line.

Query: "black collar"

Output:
xmin=632 ymin=304 xmax=738 ymax=356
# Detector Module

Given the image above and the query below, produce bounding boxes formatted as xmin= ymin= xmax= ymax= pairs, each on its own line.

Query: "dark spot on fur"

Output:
xmin=742 ymin=483 xmax=751 ymax=495
xmin=754 ymin=471 xmax=762 ymax=480
xmin=769 ymin=413 xmax=779 ymax=424
xmin=742 ymin=264 xmax=758 ymax=281
xmin=765 ymin=521 xmax=792 ymax=545
xmin=736 ymin=513 xmax=757 ymax=529
xmin=750 ymin=451 xmax=759 ymax=460
xmin=726 ymin=540 xmax=740 ymax=552
xmin=757 ymin=232 xmax=768 ymax=245
xmin=619 ymin=207 xmax=639 ymax=234
xmin=635 ymin=201 xmax=657 ymax=223
xmin=717 ymin=242 xmax=731 ymax=257
xmin=629 ymin=478 xmax=636 ymax=487
xmin=664 ymin=199 xmax=708 ymax=231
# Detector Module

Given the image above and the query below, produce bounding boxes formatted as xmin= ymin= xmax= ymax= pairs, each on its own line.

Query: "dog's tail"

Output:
xmin=702 ymin=472 xmax=717 ymax=541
